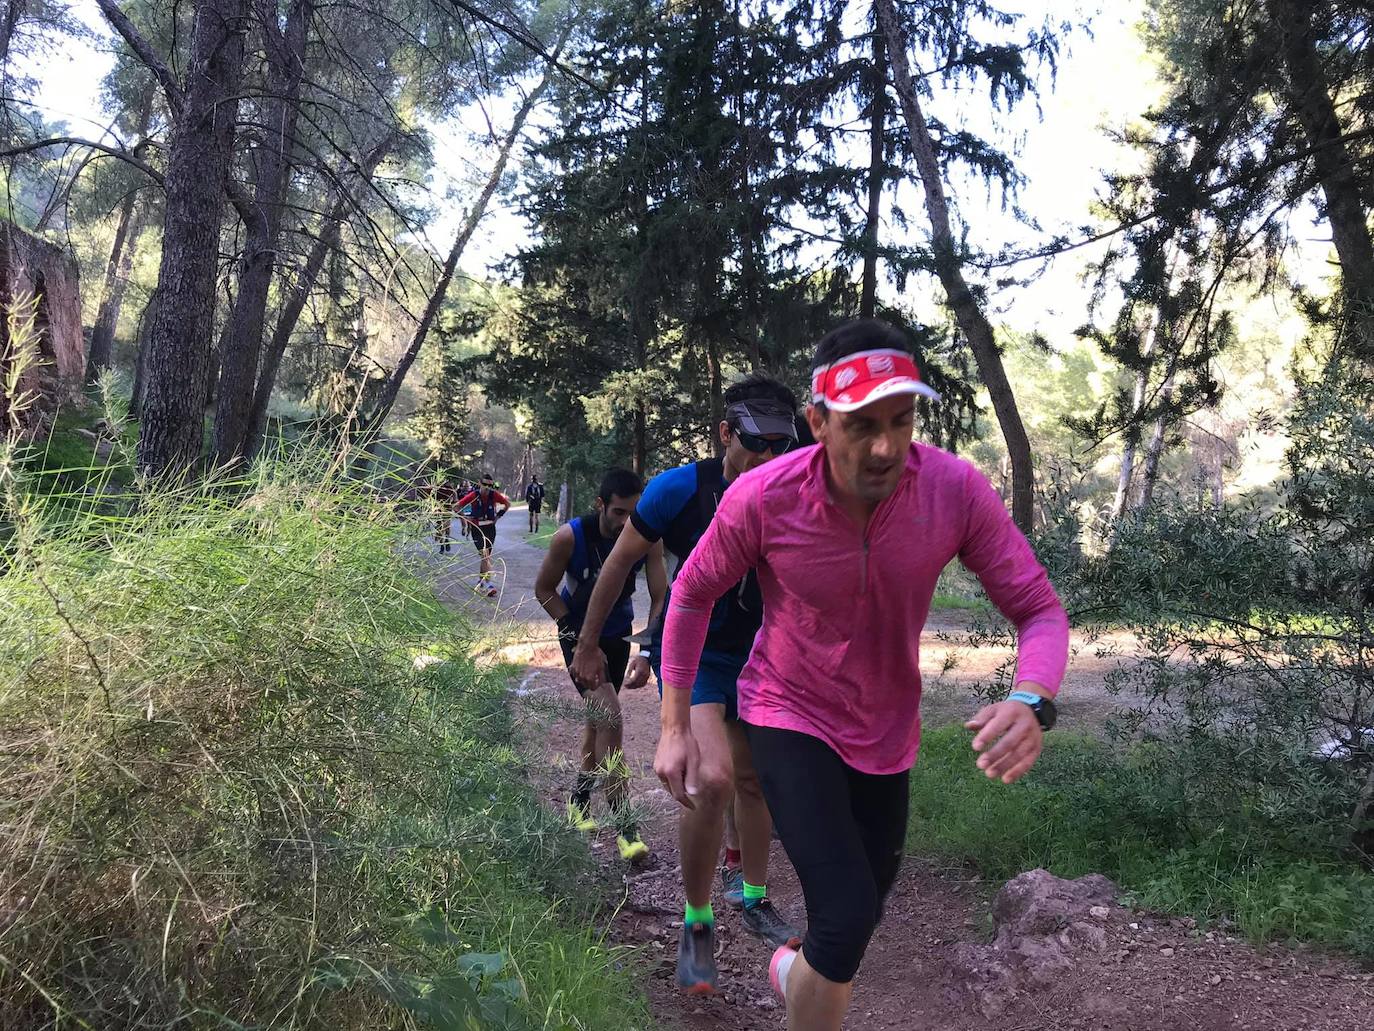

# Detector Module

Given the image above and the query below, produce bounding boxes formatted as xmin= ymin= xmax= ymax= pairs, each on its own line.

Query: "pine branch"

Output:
xmin=0 ymin=136 xmax=163 ymax=183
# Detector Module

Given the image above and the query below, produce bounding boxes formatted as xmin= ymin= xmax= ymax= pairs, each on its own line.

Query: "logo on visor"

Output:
xmin=867 ymin=353 xmax=895 ymax=376
xmin=834 ymin=367 xmax=859 ymax=390
xmin=836 ymin=392 xmax=853 ymax=404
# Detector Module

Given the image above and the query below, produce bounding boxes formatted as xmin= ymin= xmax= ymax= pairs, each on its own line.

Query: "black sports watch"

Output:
xmin=1007 ymin=690 xmax=1057 ymax=731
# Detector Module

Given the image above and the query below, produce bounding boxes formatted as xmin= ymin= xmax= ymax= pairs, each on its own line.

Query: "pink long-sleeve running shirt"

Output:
xmin=661 ymin=442 xmax=1069 ymax=775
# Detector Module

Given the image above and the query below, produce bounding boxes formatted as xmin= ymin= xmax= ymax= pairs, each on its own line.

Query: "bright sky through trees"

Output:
xmin=23 ymin=1 xmax=1329 ymax=345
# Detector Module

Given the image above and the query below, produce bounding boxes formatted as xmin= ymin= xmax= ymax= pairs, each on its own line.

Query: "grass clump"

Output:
xmin=0 ymin=447 xmax=649 ymax=1030
xmin=907 ymin=726 xmax=1374 ymax=959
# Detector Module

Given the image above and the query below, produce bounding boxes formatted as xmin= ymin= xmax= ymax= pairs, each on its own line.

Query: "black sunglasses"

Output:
xmin=734 ymin=428 xmax=794 ymax=456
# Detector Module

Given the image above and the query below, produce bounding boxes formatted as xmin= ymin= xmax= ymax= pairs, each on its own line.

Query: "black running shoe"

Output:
xmin=675 ymin=921 xmax=718 ymax=994
xmin=741 ymin=899 xmax=802 ymax=949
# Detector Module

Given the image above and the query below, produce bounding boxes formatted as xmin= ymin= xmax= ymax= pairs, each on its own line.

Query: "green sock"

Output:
xmin=742 ymin=881 xmax=767 ymax=908
xmin=684 ymin=901 xmax=714 ymax=926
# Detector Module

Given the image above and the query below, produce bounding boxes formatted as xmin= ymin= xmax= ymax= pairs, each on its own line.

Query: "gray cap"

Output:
xmin=726 ymin=399 xmax=799 ymax=439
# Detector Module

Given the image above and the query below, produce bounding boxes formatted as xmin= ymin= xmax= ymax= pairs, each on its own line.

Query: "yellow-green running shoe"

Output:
xmin=617 ymin=833 xmax=649 ymax=863
xmin=566 ymin=800 xmax=597 ymax=832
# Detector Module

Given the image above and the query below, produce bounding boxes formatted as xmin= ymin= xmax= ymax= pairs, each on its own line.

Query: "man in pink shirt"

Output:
xmin=657 ymin=319 xmax=1069 ymax=1031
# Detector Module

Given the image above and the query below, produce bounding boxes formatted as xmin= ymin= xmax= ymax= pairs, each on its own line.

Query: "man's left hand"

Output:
xmin=623 ymin=655 xmax=652 ymax=690
xmin=966 ymin=698 xmax=1044 ymax=785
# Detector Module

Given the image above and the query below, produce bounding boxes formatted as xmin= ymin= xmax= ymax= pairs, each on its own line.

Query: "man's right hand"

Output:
xmin=654 ymin=726 xmax=700 ymax=810
xmin=570 ymin=641 xmax=606 ymax=690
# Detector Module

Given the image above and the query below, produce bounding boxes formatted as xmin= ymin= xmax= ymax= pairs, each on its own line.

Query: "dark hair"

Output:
xmin=598 ymin=467 xmax=643 ymax=504
xmin=723 ymin=373 xmax=798 ymax=412
xmin=810 ymin=318 xmax=912 ymax=373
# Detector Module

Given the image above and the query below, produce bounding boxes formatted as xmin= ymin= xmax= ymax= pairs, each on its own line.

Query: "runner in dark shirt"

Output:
xmin=525 ymin=476 xmax=547 ymax=533
xmin=534 ymin=468 xmax=666 ymax=863
xmin=569 ymin=375 xmax=804 ymax=993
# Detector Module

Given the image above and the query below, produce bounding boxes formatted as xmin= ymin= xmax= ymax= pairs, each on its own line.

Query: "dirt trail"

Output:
xmin=428 ymin=510 xmax=1373 ymax=1031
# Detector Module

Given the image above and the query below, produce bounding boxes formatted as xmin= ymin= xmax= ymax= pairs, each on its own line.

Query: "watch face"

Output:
xmin=1036 ymin=698 xmax=1058 ymax=731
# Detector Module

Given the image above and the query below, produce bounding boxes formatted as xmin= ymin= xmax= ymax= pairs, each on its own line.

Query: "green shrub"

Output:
xmin=908 ymin=726 xmax=1374 ymax=958
xmin=955 ymin=348 xmax=1374 ymax=863
xmin=0 ymin=449 xmax=649 ymax=1029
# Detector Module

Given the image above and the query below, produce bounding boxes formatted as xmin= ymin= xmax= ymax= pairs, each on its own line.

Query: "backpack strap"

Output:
xmin=569 ymin=516 xmax=587 ymax=579
xmin=694 ymin=457 xmax=726 ymax=530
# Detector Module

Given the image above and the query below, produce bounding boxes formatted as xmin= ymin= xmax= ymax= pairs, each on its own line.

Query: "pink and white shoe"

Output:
xmin=769 ymin=944 xmax=797 ymax=1003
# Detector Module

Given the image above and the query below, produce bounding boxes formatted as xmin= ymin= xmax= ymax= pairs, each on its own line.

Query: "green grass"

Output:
xmin=17 ymin=404 xmax=135 ymax=491
xmin=524 ymin=525 xmax=557 ymax=549
xmin=0 ymin=445 xmax=651 ymax=1030
xmin=515 ymin=505 xmax=558 ymax=549
xmin=928 ymin=561 xmax=989 ymax=612
xmin=908 ymin=726 xmax=1374 ymax=959
xmin=930 ymin=592 xmax=989 ymax=612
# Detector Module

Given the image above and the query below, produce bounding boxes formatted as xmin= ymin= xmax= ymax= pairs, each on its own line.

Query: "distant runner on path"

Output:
xmin=570 ymin=375 xmax=804 ymax=994
xmin=659 ymin=319 xmax=1070 ymax=1031
xmin=525 ymin=475 xmax=547 ymax=533
xmin=455 ymin=474 xmax=510 ymax=598
xmin=534 ymin=467 xmax=667 ymax=863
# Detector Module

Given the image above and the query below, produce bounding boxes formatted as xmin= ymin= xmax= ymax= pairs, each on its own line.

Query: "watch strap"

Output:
xmin=1007 ymin=690 xmax=1044 ymax=708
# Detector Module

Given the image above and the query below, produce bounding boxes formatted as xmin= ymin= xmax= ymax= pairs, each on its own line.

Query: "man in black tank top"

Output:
xmin=567 ymin=375 xmax=804 ymax=994
xmin=535 ymin=468 xmax=667 ymax=864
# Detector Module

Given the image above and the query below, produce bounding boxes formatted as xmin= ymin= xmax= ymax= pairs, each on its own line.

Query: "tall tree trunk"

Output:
xmin=213 ymin=0 xmax=312 ymax=466
xmin=132 ymin=0 xmax=248 ymax=476
xmin=130 ymin=285 xmax=158 ymax=419
xmin=1137 ymin=372 xmax=1176 ymax=513
xmin=1211 ymin=437 xmax=1225 ymax=511
xmin=1112 ymin=387 xmax=1145 ymax=520
xmin=860 ymin=28 xmax=886 ymax=319
xmin=359 ymin=36 xmax=566 ymax=437
xmin=244 ymin=136 xmax=394 ymax=459
xmin=633 ymin=406 xmax=647 ymax=475
xmin=1267 ymin=0 xmax=1374 ymax=326
xmin=86 ymin=192 xmax=144 ymax=382
xmin=731 ymin=2 xmax=763 ymax=370
xmin=629 ymin=49 xmax=654 ymax=473
xmin=0 ymin=0 xmax=25 ymax=70
xmin=1110 ymin=303 xmax=1165 ymax=521
xmin=707 ymin=335 xmax=723 ymax=456
xmin=558 ymin=472 xmax=574 ymax=523
xmin=630 ymin=298 xmax=650 ymax=474
xmin=874 ymin=0 xmax=1035 ymax=531
xmin=86 ymin=93 xmax=155 ymax=383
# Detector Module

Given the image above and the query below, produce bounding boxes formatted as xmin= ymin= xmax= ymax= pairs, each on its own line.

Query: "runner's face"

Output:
xmin=596 ymin=492 xmax=640 ymax=538
xmin=809 ymin=394 xmax=915 ymax=505
xmin=719 ymin=421 xmax=789 ymax=475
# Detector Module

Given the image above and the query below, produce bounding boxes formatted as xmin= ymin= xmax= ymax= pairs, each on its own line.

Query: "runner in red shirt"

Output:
xmin=455 ymin=474 xmax=511 ymax=598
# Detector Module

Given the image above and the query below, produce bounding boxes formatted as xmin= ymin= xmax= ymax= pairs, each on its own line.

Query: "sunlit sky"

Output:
xmin=25 ymin=1 xmax=1332 ymax=345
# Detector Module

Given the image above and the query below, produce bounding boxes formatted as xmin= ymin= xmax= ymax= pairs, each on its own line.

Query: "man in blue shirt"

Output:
xmin=535 ymin=468 xmax=667 ymax=863
xmin=570 ymin=375 xmax=802 ymax=994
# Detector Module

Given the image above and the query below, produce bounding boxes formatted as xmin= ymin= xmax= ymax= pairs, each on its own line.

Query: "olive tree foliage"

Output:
xmin=963 ymin=319 xmax=1374 ymax=862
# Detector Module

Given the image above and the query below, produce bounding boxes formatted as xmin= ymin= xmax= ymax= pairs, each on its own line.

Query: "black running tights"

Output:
xmin=743 ymin=722 xmax=909 ymax=984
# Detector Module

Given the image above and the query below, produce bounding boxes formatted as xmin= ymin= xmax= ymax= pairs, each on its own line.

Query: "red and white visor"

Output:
xmin=810 ymin=348 xmax=940 ymax=412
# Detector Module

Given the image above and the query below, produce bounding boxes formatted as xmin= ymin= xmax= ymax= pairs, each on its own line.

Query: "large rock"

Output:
xmin=949 ymin=869 xmax=1118 ymax=1017
xmin=0 ymin=220 xmax=84 ymax=430
xmin=993 ymin=868 xmax=1117 ymax=938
